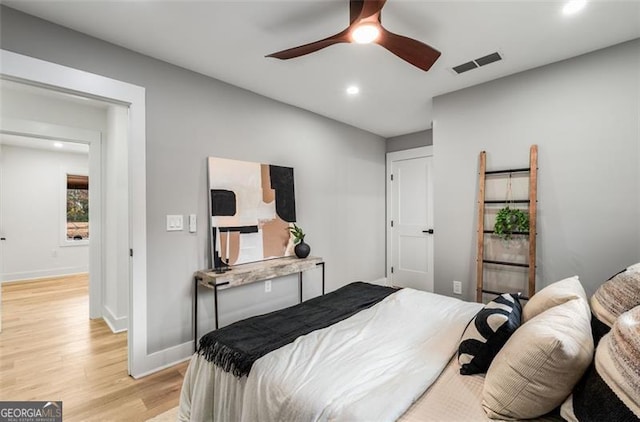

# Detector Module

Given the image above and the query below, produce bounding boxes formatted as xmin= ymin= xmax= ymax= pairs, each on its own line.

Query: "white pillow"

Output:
xmin=522 ymin=275 xmax=586 ymax=322
xmin=482 ymin=297 xmax=593 ymax=420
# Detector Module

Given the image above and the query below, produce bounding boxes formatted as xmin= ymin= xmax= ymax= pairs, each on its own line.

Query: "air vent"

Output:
xmin=475 ymin=52 xmax=502 ymax=67
xmin=452 ymin=61 xmax=478 ymax=74
xmin=452 ymin=52 xmax=503 ymax=74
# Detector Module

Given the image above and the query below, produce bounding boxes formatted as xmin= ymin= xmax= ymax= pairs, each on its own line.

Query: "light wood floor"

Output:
xmin=1 ymin=274 xmax=188 ymax=421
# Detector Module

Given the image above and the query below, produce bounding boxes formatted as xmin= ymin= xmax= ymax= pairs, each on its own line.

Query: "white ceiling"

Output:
xmin=6 ymin=1 xmax=640 ymax=138
xmin=0 ymin=133 xmax=89 ymax=154
xmin=0 ymin=79 xmax=96 ymax=154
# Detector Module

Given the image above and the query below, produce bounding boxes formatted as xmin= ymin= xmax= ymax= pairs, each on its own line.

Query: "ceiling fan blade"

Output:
xmin=376 ymin=27 xmax=441 ymax=71
xmin=351 ymin=0 xmax=387 ymax=22
xmin=266 ymin=28 xmax=350 ymax=60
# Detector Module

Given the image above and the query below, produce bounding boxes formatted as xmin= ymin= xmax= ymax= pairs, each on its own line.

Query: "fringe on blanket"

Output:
xmin=197 ymin=338 xmax=254 ymax=378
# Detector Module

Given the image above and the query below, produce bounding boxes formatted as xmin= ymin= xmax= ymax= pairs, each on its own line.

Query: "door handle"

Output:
xmin=0 ymin=237 xmax=5 ymax=240
xmin=422 ymin=229 xmax=434 ymax=234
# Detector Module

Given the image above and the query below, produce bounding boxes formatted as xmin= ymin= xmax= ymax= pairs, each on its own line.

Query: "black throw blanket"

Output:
xmin=197 ymin=282 xmax=397 ymax=378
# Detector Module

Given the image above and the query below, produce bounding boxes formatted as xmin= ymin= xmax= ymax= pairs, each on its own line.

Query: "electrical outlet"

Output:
xmin=265 ymin=280 xmax=272 ymax=293
xmin=52 ymin=249 xmax=58 ymax=258
xmin=453 ymin=280 xmax=462 ymax=295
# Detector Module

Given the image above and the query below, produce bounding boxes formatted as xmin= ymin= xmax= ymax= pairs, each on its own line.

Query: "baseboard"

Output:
xmin=131 ymin=341 xmax=194 ymax=379
xmin=369 ymin=277 xmax=389 ymax=286
xmin=102 ymin=305 xmax=128 ymax=333
xmin=1 ymin=267 xmax=89 ymax=283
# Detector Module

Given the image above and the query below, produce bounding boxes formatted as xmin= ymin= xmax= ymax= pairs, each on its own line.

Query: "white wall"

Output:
xmin=433 ymin=39 xmax=640 ymax=300
xmin=0 ymin=144 xmax=89 ymax=281
xmin=0 ymin=6 xmax=387 ymax=358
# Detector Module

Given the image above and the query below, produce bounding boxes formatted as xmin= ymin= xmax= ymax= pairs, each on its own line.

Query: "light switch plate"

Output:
xmin=453 ymin=280 xmax=462 ymax=295
xmin=189 ymin=214 xmax=197 ymax=233
xmin=166 ymin=215 xmax=183 ymax=231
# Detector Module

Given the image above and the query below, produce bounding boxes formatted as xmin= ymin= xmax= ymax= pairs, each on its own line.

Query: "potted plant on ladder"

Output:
xmin=493 ymin=175 xmax=529 ymax=240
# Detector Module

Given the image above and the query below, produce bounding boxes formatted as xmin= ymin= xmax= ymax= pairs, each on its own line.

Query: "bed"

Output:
xmin=178 ymin=270 xmax=640 ymax=422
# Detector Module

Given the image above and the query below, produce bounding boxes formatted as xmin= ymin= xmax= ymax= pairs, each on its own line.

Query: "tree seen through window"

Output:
xmin=67 ymin=174 xmax=89 ymax=240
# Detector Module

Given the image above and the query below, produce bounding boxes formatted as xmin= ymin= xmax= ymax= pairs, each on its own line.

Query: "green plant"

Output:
xmin=289 ymin=224 xmax=305 ymax=244
xmin=494 ymin=207 xmax=529 ymax=240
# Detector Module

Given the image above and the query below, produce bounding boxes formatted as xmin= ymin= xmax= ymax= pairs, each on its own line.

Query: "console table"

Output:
xmin=193 ymin=256 xmax=325 ymax=350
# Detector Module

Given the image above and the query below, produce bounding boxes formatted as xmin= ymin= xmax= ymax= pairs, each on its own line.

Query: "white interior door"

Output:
xmin=387 ymin=146 xmax=434 ymax=291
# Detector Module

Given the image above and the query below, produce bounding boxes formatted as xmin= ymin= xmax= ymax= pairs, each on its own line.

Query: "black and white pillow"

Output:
xmin=458 ymin=293 xmax=522 ymax=375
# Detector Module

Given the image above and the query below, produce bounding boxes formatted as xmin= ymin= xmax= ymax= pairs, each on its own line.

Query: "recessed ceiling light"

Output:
xmin=563 ymin=0 xmax=586 ymax=15
xmin=53 ymin=142 xmax=63 ymax=148
xmin=346 ymin=85 xmax=360 ymax=95
xmin=351 ymin=24 xmax=380 ymax=44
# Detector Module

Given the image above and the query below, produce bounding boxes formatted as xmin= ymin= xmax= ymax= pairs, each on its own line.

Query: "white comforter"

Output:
xmin=239 ymin=288 xmax=483 ymax=422
xmin=178 ymin=287 xmax=483 ymax=422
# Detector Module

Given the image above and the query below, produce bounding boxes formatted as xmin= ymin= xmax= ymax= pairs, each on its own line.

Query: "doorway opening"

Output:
xmin=0 ymin=79 xmax=130 ymax=354
xmin=1 ymin=48 xmax=149 ymax=377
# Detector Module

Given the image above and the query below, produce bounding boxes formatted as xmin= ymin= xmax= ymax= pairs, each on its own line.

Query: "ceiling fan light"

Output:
xmin=352 ymin=24 xmax=380 ymax=44
xmin=563 ymin=0 xmax=586 ymax=15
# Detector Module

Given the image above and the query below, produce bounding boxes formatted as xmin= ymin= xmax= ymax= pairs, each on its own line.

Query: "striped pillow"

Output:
xmin=591 ymin=263 xmax=640 ymax=329
xmin=458 ymin=293 xmax=522 ymax=375
xmin=561 ymin=304 xmax=640 ymax=421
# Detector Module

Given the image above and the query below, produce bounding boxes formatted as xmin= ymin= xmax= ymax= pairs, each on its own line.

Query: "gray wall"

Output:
xmin=0 ymin=6 xmax=387 ymax=354
xmin=433 ymin=39 xmax=640 ymax=300
xmin=386 ymin=129 xmax=433 ymax=152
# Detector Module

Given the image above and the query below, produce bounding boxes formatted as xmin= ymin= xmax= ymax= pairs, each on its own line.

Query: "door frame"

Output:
xmin=386 ymin=146 xmax=434 ymax=286
xmin=0 ymin=118 xmax=102 ymax=317
xmin=0 ymin=49 xmax=149 ymax=377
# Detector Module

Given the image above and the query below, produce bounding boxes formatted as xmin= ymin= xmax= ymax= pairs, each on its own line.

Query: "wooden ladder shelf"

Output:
xmin=476 ymin=145 xmax=538 ymax=302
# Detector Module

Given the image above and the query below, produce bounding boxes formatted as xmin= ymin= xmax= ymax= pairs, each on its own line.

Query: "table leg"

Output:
xmin=214 ymin=284 xmax=219 ymax=330
xmin=194 ymin=276 xmax=199 ymax=353
xmin=298 ymin=272 xmax=303 ymax=303
xmin=316 ymin=262 xmax=325 ymax=295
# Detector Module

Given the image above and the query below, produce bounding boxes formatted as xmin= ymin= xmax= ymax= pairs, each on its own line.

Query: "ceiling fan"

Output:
xmin=266 ymin=0 xmax=441 ymax=72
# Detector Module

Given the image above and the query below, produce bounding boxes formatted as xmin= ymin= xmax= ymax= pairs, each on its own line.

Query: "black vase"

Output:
xmin=294 ymin=241 xmax=310 ymax=259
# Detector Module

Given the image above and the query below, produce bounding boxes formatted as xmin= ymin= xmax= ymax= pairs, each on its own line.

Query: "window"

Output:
xmin=66 ymin=174 xmax=89 ymax=241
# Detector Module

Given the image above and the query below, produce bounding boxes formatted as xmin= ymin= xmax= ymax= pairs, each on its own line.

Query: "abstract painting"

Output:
xmin=208 ymin=157 xmax=296 ymax=268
